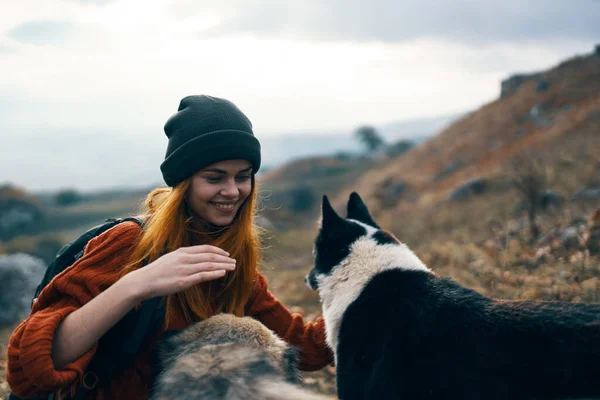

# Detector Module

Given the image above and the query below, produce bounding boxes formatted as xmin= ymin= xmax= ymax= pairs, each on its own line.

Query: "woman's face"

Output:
xmin=187 ymin=159 xmax=253 ymax=227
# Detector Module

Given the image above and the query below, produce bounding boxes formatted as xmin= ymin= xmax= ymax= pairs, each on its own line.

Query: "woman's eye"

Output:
xmin=236 ymin=175 xmax=251 ymax=182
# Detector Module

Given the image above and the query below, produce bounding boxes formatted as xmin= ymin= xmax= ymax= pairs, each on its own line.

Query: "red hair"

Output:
xmin=120 ymin=177 xmax=261 ymax=325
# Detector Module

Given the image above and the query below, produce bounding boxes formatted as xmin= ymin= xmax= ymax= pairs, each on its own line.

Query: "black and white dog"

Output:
xmin=306 ymin=192 xmax=600 ymax=400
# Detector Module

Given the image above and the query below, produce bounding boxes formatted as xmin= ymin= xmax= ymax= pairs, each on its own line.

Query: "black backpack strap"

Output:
xmin=72 ymin=216 xmax=154 ymax=399
xmin=72 ymin=296 xmax=166 ymax=400
xmin=32 ymin=216 xmax=146 ymax=305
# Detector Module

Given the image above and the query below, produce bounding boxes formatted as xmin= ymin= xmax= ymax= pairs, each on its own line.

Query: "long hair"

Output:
xmin=120 ymin=177 xmax=261 ymax=325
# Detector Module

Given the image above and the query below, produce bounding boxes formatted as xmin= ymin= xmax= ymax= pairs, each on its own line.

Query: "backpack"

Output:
xmin=8 ymin=217 xmax=166 ymax=400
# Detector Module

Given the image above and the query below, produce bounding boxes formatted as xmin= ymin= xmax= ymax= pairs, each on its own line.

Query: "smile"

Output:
xmin=211 ymin=202 xmax=236 ymax=210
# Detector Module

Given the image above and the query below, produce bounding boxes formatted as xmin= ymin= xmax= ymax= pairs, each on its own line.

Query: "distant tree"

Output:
xmin=510 ymin=155 xmax=548 ymax=242
xmin=385 ymin=140 xmax=414 ymax=157
xmin=354 ymin=125 xmax=385 ymax=154
xmin=288 ymin=185 xmax=317 ymax=213
xmin=54 ymin=189 xmax=83 ymax=206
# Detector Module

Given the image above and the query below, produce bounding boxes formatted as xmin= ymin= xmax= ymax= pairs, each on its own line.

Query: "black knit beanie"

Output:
xmin=160 ymin=95 xmax=261 ymax=187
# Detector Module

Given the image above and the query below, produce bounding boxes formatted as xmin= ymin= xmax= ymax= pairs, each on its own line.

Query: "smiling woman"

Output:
xmin=6 ymin=95 xmax=333 ymax=400
xmin=189 ymin=160 xmax=253 ymax=227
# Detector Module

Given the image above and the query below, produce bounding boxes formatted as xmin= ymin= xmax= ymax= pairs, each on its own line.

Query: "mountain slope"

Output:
xmin=346 ymin=48 xmax=600 ymax=215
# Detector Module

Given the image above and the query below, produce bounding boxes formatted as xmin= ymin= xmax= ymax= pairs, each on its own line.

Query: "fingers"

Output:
xmin=181 ymin=252 xmax=236 ymax=265
xmin=189 ymin=269 xmax=227 ymax=285
xmin=192 ymin=262 xmax=236 ymax=272
xmin=182 ymin=245 xmax=230 ymax=256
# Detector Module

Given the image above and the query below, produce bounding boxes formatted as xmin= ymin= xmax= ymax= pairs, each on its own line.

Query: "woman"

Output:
xmin=7 ymin=95 xmax=333 ymax=399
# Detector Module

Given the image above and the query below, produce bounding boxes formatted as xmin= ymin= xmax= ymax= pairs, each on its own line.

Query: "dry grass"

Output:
xmin=258 ymin=198 xmax=600 ymax=398
xmin=0 ymin=324 xmax=19 ymax=400
xmin=1 ymin=50 xmax=598 ymax=400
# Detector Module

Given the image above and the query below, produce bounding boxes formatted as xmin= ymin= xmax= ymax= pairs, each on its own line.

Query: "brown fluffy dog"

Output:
xmin=151 ymin=314 xmax=328 ymax=400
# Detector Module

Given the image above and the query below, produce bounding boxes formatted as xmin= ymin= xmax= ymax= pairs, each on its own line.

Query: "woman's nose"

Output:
xmin=220 ymin=178 xmax=239 ymax=197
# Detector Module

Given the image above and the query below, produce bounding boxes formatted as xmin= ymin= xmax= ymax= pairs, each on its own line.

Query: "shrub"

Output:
xmin=54 ymin=188 xmax=83 ymax=206
xmin=288 ymin=186 xmax=317 ymax=213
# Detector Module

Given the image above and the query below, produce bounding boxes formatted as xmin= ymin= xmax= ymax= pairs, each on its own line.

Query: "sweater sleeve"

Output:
xmin=245 ymin=273 xmax=334 ymax=371
xmin=6 ymin=221 xmax=143 ymax=398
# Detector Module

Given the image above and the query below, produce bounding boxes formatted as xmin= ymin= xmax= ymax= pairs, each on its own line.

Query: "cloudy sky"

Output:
xmin=0 ymin=0 xmax=598 ymax=190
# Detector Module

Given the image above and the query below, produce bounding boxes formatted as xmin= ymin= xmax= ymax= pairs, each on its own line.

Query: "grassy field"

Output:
xmin=2 ymin=173 xmax=600 ymax=399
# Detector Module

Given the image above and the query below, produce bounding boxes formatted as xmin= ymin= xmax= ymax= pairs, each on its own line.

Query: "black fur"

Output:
xmin=316 ymin=195 xmax=367 ymax=275
xmin=372 ymin=230 xmax=398 ymax=245
xmin=336 ymin=269 xmax=600 ymax=399
xmin=308 ymin=193 xmax=600 ymax=400
xmin=347 ymin=192 xmax=380 ymax=229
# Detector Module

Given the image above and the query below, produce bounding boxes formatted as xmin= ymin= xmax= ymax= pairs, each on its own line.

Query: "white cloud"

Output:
xmin=0 ymin=0 xmax=597 ymax=190
xmin=172 ymin=0 xmax=600 ymax=44
xmin=1 ymin=2 xmax=596 ymax=132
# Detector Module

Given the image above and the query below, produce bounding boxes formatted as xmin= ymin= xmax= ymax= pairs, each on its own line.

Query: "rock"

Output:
xmin=431 ymin=161 xmax=462 ymax=182
xmin=574 ymin=187 xmax=600 ymax=200
xmin=529 ymin=104 xmax=552 ymax=127
xmin=534 ymin=246 xmax=552 ymax=265
xmin=500 ymin=72 xmax=542 ymax=98
xmin=540 ymin=190 xmax=562 ymax=209
xmin=0 ymin=253 xmax=46 ymax=326
xmin=449 ymin=179 xmax=488 ymax=201
xmin=536 ymin=78 xmax=549 ymax=92
xmin=377 ymin=179 xmax=409 ymax=208
xmin=0 ymin=184 xmax=45 ymax=241
xmin=560 ymin=227 xmax=584 ymax=251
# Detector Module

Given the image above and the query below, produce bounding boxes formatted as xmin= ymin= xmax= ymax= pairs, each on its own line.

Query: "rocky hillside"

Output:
xmin=342 ymin=47 xmax=600 ymax=216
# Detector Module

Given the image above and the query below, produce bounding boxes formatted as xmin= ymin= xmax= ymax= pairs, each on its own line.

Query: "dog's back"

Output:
xmin=151 ymin=314 xmax=329 ymax=400
xmin=336 ymin=268 xmax=600 ymax=399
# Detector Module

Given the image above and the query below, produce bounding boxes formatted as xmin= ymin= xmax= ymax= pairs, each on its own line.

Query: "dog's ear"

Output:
xmin=321 ymin=195 xmax=344 ymax=230
xmin=347 ymin=192 xmax=380 ymax=229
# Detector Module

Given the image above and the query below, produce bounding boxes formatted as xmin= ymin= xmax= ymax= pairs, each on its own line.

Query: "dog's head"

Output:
xmin=306 ymin=192 xmax=430 ymax=294
xmin=305 ymin=192 xmax=400 ymax=290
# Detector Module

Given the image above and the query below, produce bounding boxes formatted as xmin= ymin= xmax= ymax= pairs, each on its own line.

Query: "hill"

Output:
xmin=344 ymin=48 xmax=599 ymax=214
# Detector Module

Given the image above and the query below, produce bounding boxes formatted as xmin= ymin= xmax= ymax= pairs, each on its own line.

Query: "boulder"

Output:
xmin=540 ymin=190 xmax=562 ymax=209
xmin=377 ymin=179 xmax=409 ymax=208
xmin=560 ymin=227 xmax=583 ymax=251
xmin=0 ymin=184 xmax=45 ymax=241
xmin=449 ymin=179 xmax=488 ymax=201
xmin=574 ymin=187 xmax=600 ymax=200
xmin=536 ymin=78 xmax=549 ymax=92
xmin=0 ymin=253 xmax=46 ymax=326
xmin=431 ymin=161 xmax=462 ymax=182
xmin=500 ymin=72 xmax=541 ymax=98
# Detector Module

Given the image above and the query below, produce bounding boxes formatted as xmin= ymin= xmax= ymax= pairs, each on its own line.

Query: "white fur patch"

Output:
xmin=347 ymin=219 xmax=378 ymax=235
xmin=317 ymin=234 xmax=431 ymax=360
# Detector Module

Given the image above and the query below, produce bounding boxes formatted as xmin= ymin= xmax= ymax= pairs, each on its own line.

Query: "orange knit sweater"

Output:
xmin=6 ymin=222 xmax=333 ymax=399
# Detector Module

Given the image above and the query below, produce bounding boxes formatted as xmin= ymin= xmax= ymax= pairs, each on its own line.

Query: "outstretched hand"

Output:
xmin=125 ymin=245 xmax=236 ymax=301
